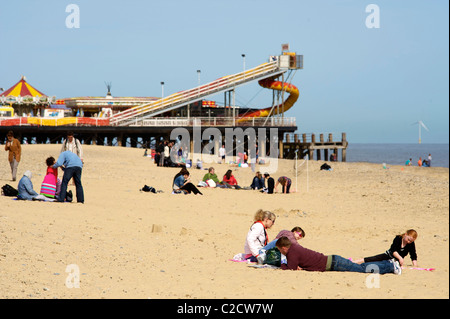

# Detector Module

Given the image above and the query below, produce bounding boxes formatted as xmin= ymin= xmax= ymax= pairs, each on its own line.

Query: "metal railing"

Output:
xmin=110 ymin=60 xmax=286 ymax=126
xmin=126 ymin=116 xmax=296 ymax=127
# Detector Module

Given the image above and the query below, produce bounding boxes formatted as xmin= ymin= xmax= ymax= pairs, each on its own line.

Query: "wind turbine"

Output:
xmin=412 ymin=120 xmax=429 ymax=144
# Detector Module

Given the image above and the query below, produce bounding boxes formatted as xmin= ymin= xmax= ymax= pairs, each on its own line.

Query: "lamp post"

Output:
xmin=241 ymin=54 xmax=246 ymax=81
xmin=197 ymin=70 xmax=201 ymax=96
xmin=160 ymin=81 xmax=164 ymax=108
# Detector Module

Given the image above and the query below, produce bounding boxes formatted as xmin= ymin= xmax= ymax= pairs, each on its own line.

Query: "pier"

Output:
xmin=282 ymin=132 xmax=348 ymax=162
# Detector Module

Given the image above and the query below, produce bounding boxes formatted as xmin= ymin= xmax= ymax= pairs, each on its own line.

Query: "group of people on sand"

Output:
xmin=4 ymin=131 xmax=85 ymax=203
xmin=239 ymin=209 xmax=418 ymax=275
xmin=169 ymin=166 xmax=294 ymax=195
xmin=406 ymin=153 xmax=432 ymax=167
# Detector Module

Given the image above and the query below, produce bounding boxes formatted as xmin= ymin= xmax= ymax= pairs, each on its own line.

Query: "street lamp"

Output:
xmin=197 ymin=70 xmax=201 ymax=96
xmin=160 ymin=81 xmax=164 ymax=108
xmin=241 ymin=54 xmax=246 ymax=74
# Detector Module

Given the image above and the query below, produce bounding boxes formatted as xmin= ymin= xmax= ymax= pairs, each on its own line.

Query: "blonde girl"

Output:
xmin=244 ymin=209 xmax=276 ymax=262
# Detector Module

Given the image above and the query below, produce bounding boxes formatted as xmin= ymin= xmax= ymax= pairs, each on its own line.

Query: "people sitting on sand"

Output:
xmin=417 ymin=157 xmax=422 ymax=167
xmin=17 ymin=171 xmax=56 ymax=201
xmin=257 ymin=227 xmax=305 ymax=264
xmin=244 ymin=209 xmax=276 ymax=262
xmin=222 ymin=169 xmax=241 ymax=189
xmin=250 ymin=171 xmax=265 ymax=190
xmin=263 ymin=173 xmax=275 ymax=194
xmin=202 ymin=167 xmax=227 ymax=188
xmin=405 ymin=158 xmax=412 ymax=166
xmin=353 ymin=229 xmax=418 ymax=267
xmin=173 ymin=169 xmax=203 ymax=195
xmin=275 ymin=236 xmax=401 ymax=275
xmin=275 ymin=176 xmax=292 ymax=194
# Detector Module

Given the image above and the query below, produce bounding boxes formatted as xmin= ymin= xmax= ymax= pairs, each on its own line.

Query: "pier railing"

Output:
xmin=110 ymin=61 xmax=285 ymax=126
xmin=131 ymin=116 xmax=296 ymax=127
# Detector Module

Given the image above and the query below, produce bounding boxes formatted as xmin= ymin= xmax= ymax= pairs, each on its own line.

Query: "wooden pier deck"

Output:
xmin=281 ymin=132 xmax=348 ymax=162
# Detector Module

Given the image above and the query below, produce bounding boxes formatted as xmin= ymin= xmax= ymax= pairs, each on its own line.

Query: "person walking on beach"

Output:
xmin=276 ymin=236 xmax=401 ymax=275
xmin=4 ymin=130 xmax=21 ymax=181
xmin=353 ymin=229 xmax=418 ymax=267
xmin=53 ymin=150 xmax=84 ymax=203
xmin=61 ymin=131 xmax=83 ymax=162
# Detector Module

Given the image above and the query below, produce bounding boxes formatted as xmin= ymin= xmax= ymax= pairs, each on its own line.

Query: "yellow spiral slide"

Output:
xmin=237 ymin=76 xmax=299 ymax=122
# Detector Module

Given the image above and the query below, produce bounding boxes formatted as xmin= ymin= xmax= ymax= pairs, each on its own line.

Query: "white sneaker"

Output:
xmin=392 ymin=260 xmax=402 ymax=275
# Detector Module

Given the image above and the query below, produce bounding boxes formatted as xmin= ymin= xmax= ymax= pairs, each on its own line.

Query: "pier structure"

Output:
xmin=281 ymin=132 xmax=348 ymax=162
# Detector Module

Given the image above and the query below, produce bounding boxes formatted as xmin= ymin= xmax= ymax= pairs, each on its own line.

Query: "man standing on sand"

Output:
xmin=61 ymin=131 xmax=83 ymax=163
xmin=4 ymin=130 xmax=21 ymax=181
xmin=53 ymin=150 xmax=84 ymax=203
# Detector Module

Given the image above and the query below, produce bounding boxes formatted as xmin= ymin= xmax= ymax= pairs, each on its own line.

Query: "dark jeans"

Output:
xmin=181 ymin=183 xmax=203 ymax=195
xmin=330 ymin=255 xmax=394 ymax=274
xmin=59 ymin=166 xmax=84 ymax=203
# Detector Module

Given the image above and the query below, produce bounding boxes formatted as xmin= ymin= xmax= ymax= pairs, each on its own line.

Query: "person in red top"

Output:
xmin=222 ymin=169 xmax=241 ymax=189
xmin=276 ymin=237 xmax=401 ymax=275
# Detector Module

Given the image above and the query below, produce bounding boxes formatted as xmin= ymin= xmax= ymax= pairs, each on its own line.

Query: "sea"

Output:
xmin=345 ymin=143 xmax=449 ymax=168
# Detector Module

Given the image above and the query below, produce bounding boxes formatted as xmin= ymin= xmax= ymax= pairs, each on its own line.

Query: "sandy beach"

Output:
xmin=0 ymin=144 xmax=448 ymax=299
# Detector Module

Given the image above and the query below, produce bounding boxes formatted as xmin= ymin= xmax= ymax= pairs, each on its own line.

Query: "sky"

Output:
xmin=1 ymin=0 xmax=448 ymax=143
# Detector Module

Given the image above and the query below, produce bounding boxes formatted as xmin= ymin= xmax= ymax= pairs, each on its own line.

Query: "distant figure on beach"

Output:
xmin=276 ymin=237 xmax=401 ymax=274
xmin=428 ymin=153 xmax=432 ymax=166
xmin=155 ymin=140 xmax=164 ymax=167
xmin=275 ymin=176 xmax=292 ymax=193
xmin=61 ymin=131 xmax=83 ymax=163
xmin=250 ymin=171 xmax=265 ymax=190
xmin=172 ymin=169 xmax=203 ymax=195
xmin=219 ymin=144 xmax=226 ymax=163
xmin=405 ymin=158 xmax=412 ymax=166
xmin=4 ymin=130 xmax=21 ymax=181
xmin=244 ymin=209 xmax=276 ymax=262
xmin=263 ymin=173 xmax=275 ymax=194
xmin=417 ymin=157 xmax=422 ymax=167
xmin=353 ymin=229 xmax=418 ymax=267
xmin=53 ymin=150 xmax=84 ymax=203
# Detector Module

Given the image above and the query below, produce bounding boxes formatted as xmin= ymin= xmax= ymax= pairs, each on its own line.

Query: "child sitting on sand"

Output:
xmin=353 ymin=229 xmax=418 ymax=267
xmin=243 ymin=209 xmax=276 ymax=262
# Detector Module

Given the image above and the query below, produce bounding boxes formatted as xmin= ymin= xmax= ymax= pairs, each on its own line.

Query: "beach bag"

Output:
xmin=264 ymin=247 xmax=281 ymax=267
xmin=320 ymin=163 xmax=331 ymax=171
xmin=141 ymin=185 xmax=156 ymax=193
xmin=1 ymin=184 xmax=18 ymax=197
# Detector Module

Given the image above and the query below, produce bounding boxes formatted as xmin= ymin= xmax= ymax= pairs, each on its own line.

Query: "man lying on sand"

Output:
xmin=276 ymin=237 xmax=401 ymax=275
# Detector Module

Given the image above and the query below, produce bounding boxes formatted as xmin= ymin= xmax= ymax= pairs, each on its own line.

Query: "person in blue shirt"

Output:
xmin=53 ymin=150 xmax=84 ymax=203
xmin=172 ymin=169 xmax=202 ymax=195
xmin=17 ymin=170 xmax=39 ymax=200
